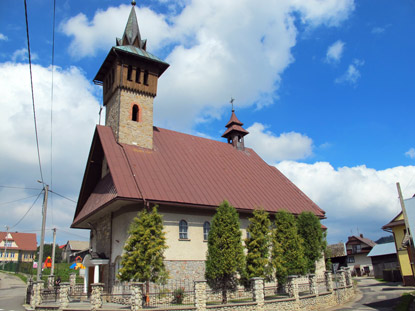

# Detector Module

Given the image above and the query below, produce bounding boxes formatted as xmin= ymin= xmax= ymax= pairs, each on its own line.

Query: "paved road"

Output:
xmin=326 ymin=277 xmax=415 ymax=311
xmin=0 ymin=272 xmax=26 ymax=311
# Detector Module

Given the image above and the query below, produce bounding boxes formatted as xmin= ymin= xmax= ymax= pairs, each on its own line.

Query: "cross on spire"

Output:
xmin=230 ymin=97 xmax=235 ymax=111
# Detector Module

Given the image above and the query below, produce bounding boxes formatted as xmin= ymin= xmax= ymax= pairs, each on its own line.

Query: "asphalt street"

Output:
xmin=0 ymin=272 xmax=26 ymax=311
xmin=326 ymin=277 xmax=415 ymax=311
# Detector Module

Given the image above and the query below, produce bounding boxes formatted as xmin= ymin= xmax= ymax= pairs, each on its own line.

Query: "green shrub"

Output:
xmin=173 ymin=287 xmax=185 ymax=304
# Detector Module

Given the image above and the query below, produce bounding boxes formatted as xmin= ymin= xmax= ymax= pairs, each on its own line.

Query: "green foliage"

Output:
xmin=245 ymin=208 xmax=272 ymax=280
xmin=297 ymin=212 xmax=325 ymax=273
xmin=270 ymin=210 xmax=306 ymax=285
xmin=118 ymin=206 xmax=168 ymax=284
xmin=205 ymin=200 xmax=246 ymax=304
xmin=172 ymin=287 xmax=185 ymax=304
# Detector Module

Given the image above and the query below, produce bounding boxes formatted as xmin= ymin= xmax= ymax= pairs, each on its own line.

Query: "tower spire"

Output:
xmin=116 ymin=1 xmax=146 ymax=50
xmin=222 ymin=100 xmax=249 ymax=150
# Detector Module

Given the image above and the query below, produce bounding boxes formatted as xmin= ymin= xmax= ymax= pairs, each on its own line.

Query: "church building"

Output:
xmin=71 ymin=1 xmax=326 ymax=291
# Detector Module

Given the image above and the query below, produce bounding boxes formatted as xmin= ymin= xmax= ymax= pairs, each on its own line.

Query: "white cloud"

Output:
xmin=326 ymin=40 xmax=344 ymax=63
xmin=244 ymin=123 xmax=313 ymax=163
xmin=406 ymin=148 xmax=415 ymax=159
xmin=11 ymin=48 xmax=38 ymax=62
xmin=0 ymin=33 xmax=8 ymax=41
xmin=0 ymin=61 xmax=99 ymax=243
xmin=335 ymin=58 xmax=364 ymax=85
xmin=276 ymin=161 xmax=415 ymax=243
xmin=61 ymin=0 xmax=355 ymax=131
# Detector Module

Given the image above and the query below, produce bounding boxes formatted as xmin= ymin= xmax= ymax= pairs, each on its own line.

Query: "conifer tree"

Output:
xmin=205 ymin=200 xmax=245 ymax=304
xmin=297 ymin=211 xmax=325 ymax=273
xmin=245 ymin=208 xmax=271 ymax=280
xmin=270 ymin=210 xmax=306 ymax=286
xmin=118 ymin=206 xmax=168 ymax=291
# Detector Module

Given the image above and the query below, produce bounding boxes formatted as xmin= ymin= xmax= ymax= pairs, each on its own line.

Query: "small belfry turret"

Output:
xmin=222 ymin=99 xmax=249 ymax=150
xmin=93 ymin=0 xmax=169 ymax=149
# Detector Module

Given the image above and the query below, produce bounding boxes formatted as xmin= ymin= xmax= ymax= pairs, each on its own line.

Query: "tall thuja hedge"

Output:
xmin=271 ymin=210 xmax=306 ymax=286
xmin=245 ymin=208 xmax=272 ymax=281
xmin=205 ymin=200 xmax=245 ymax=304
xmin=118 ymin=206 xmax=168 ymax=289
xmin=297 ymin=212 xmax=326 ymax=273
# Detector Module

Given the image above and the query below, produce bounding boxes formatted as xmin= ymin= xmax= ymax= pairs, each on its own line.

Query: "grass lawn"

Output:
xmin=395 ymin=292 xmax=415 ymax=311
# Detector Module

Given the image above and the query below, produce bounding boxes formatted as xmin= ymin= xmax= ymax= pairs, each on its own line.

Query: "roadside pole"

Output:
xmin=37 ymin=184 xmax=49 ymax=281
xmin=51 ymin=228 xmax=56 ymax=276
xmin=2 ymin=225 xmax=10 ymax=270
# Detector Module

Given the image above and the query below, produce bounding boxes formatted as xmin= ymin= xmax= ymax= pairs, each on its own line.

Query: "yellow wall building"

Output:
xmin=0 ymin=232 xmax=37 ymax=264
xmin=383 ymin=212 xmax=415 ymax=285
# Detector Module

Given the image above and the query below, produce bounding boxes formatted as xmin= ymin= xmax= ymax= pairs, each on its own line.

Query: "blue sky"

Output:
xmin=1 ymin=0 xmax=415 ymax=246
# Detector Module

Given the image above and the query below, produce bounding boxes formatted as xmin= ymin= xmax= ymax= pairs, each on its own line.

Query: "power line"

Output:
xmin=50 ymin=0 xmax=57 ymax=226
xmin=0 ymin=185 xmax=41 ymax=191
xmin=48 ymin=189 xmax=77 ymax=204
xmin=24 ymin=0 xmax=44 ymax=184
xmin=0 ymin=194 xmax=40 ymax=207
xmin=11 ymin=189 xmax=43 ymax=229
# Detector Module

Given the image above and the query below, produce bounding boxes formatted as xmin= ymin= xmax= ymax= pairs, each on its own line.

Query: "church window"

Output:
xmin=143 ymin=70 xmax=149 ymax=85
xmin=179 ymin=220 xmax=188 ymax=239
xmin=127 ymin=65 xmax=133 ymax=81
xmin=115 ymin=256 xmax=122 ymax=277
xmin=203 ymin=221 xmax=210 ymax=241
xmin=132 ymin=105 xmax=140 ymax=122
xmin=135 ymin=68 xmax=141 ymax=83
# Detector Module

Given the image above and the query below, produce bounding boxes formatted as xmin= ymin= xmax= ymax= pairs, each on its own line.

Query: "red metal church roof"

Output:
xmin=72 ymin=125 xmax=324 ymax=227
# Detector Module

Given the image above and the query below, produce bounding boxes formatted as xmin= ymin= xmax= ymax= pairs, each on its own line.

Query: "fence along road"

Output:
xmin=0 ymin=272 xmax=26 ymax=311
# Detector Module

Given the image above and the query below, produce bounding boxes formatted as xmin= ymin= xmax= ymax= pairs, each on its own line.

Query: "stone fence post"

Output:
xmin=287 ymin=275 xmax=299 ymax=301
xmin=344 ymin=267 xmax=352 ymax=286
xmin=59 ymin=282 xmax=70 ymax=309
xmin=338 ymin=270 xmax=346 ymax=288
xmin=91 ymin=283 xmax=104 ymax=311
xmin=194 ymin=281 xmax=207 ymax=311
xmin=309 ymin=274 xmax=318 ymax=296
xmin=251 ymin=277 xmax=264 ymax=310
xmin=47 ymin=275 xmax=55 ymax=289
xmin=325 ymin=271 xmax=333 ymax=292
xmin=31 ymin=281 xmax=44 ymax=309
xmin=130 ymin=282 xmax=144 ymax=311
xmin=69 ymin=273 xmax=76 ymax=294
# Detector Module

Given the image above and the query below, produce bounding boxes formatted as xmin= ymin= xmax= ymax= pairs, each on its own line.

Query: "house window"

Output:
xmin=143 ymin=70 xmax=149 ymax=85
xmin=203 ymin=222 xmax=210 ymax=241
xmin=135 ymin=68 xmax=141 ymax=83
xmin=352 ymin=245 xmax=361 ymax=253
xmin=347 ymin=256 xmax=355 ymax=263
xmin=127 ymin=65 xmax=133 ymax=81
xmin=179 ymin=220 xmax=188 ymax=239
xmin=132 ymin=104 xmax=140 ymax=122
xmin=4 ymin=241 xmax=12 ymax=247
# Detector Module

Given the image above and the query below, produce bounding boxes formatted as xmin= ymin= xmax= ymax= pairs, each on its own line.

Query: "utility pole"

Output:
xmin=50 ymin=228 xmax=56 ymax=276
xmin=2 ymin=225 xmax=10 ymax=270
xmin=37 ymin=184 xmax=49 ymax=281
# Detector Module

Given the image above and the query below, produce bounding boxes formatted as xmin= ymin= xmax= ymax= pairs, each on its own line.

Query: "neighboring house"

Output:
xmin=61 ymin=240 xmax=89 ymax=263
xmin=346 ymin=234 xmax=376 ymax=276
xmin=0 ymin=232 xmax=37 ymax=263
xmin=383 ymin=212 xmax=415 ymax=285
xmin=327 ymin=243 xmax=347 ymax=270
xmin=367 ymin=242 xmax=400 ymax=281
xmin=71 ymin=2 xmax=326 ymax=291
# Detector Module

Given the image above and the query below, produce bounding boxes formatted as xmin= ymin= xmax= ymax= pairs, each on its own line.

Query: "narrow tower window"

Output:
xmin=127 ymin=65 xmax=133 ymax=81
xmin=132 ymin=104 xmax=140 ymax=122
xmin=143 ymin=70 xmax=149 ymax=85
xmin=135 ymin=68 xmax=141 ymax=83
xmin=203 ymin=221 xmax=210 ymax=241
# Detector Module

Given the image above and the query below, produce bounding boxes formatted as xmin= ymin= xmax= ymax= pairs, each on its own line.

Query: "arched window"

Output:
xmin=203 ymin=221 xmax=210 ymax=241
xmin=132 ymin=104 xmax=139 ymax=122
xmin=179 ymin=220 xmax=188 ymax=239
xmin=114 ymin=256 xmax=122 ymax=277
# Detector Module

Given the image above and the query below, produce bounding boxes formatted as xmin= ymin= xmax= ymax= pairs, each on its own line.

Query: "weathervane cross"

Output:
xmin=230 ymin=97 xmax=235 ymax=111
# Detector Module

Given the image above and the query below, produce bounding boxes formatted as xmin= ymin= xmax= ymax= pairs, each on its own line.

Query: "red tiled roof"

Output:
xmin=72 ymin=125 xmax=325 ymax=227
xmin=0 ymin=232 xmax=37 ymax=251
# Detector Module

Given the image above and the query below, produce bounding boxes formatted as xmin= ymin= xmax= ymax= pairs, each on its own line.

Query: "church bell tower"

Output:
xmin=93 ymin=1 xmax=169 ymax=149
